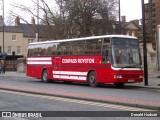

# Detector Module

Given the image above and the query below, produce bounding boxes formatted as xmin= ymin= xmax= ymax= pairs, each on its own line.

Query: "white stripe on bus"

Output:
xmin=29 ymin=35 xmax=137 ymax=45
xmin=27 ymin=61 xmax=52 ymax=65
xmin=111 ymin=66 xmax=142 ymax=70
xmin=27 ymin=57 xmax=52 ymax=60
xmin=53 ymin=75 xmax=86 ymax=80
xmin=52 ymin=71 xmax=87 ymax=76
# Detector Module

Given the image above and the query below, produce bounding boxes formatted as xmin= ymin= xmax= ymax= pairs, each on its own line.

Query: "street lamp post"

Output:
xmin=2 ymin=0 xmax=4 ymax=52
xmin=37 ymin=0 xmax=39 ymax=42
xmin=119 ymin=0 xmax=121 ymax=34
xmin=141 ymin=0 xmax=148 ymax=85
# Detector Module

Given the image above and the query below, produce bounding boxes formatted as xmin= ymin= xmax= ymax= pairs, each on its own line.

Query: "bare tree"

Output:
xmin=9 ymin=0 xmax=118 ymax=39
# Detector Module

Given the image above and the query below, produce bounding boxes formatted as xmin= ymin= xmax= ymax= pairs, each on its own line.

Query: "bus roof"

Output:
xmin=29 ymin=34 xmax=138 ymax=45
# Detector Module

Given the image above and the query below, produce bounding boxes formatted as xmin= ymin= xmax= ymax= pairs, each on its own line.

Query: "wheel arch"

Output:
xmin=41 ymin=68 xmax=51 ymax=83
xmin=41 ymin=68 xmax=47 ymax=76
xmin=87 ymin=69 xmax=98 ymax=82
xmin=41 ymin=67 xmax=53 ymax=80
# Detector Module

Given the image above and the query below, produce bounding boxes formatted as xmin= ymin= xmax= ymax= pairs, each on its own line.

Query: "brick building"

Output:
xmin=145 ymin=0 xmax=160 ymax=42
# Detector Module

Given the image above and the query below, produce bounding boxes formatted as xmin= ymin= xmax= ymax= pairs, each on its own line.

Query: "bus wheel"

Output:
xmin=42 ymin=70 xmax=50 ymax=83
xmin=88 ymin=71 xmax=98 ymax=87
xmin=114 ymin=83 xmax=124 ymax=87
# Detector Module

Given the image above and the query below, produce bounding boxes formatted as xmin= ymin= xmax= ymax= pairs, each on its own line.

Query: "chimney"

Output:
xmin=31 ymin=17 xmax=35 ymax=25
xmin=133 ymin=20 xmax=139 ymax=26
xmin=121 ymin=16 xmax=126 ymax=23
xmin=15 ymin=16 xmax=20 ymax=25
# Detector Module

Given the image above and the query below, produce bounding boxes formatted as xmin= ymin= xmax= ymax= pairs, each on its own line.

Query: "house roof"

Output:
xmin=0 ymin=16 xmax=50 ymax=39
xmin=124 ymin=20 xmax=142 ymax=30
xmin=16 ymin=23 xmax=49 ymax=38
xmin=17 ymin=24 xmax=36 ymax=37
xmin=0 ymin=26 xmax=23 ymax=33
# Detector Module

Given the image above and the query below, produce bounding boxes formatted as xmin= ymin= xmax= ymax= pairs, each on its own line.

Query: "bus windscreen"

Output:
xmin=111 ymin=38 xmax=141 ymax=68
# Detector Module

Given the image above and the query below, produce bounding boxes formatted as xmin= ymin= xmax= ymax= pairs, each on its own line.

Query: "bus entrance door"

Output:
xmin=53 ymin=57 xmax=61 ymax=80
xmin=102 ymin=45 xmax=110 ymax=63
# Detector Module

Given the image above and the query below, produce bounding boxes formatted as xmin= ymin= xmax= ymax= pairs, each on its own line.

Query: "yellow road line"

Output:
xmin=0 ymin=89 xmax=153 ymax=111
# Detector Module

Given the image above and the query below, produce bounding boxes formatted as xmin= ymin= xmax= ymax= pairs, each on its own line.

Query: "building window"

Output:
xmin=12 ymin=35 xmax=17 ymax=41
xmin=28 ymin=39 xmax=34 ymax=44
xmin=7 ymin=46 xmax=11 ymax=54
xmin=17 ymin=46 xmax=21 ymax=54
xmin=132 ymin=31 xmax=135 ymax=36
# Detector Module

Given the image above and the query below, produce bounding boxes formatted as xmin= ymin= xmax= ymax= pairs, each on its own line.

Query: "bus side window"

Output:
xmin=71 ymin=41 xmax=77 ymax=55
xmin=85 ymin=39 xmax=101 ymax=55
xmin=57 ymin=48 xmax=61 ymax=55
xmin=52 ymin=44 xmax=57 ymax=55
xmin=57 ymin=43 xmax=63 ymax=55
xmin=76 ymin=41 xmax=85 ymax=55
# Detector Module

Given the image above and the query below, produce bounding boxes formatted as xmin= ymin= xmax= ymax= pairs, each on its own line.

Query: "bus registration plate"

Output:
xmin=128 ymin=79 xmax=135 ymax=82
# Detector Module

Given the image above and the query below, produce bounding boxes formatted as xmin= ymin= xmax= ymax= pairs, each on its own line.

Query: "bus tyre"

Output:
xmin=88 ymin=71 xmax=98 ymax=87
xmin=114 ymin=83 xmax=124 ymax=87
xmin=42 ymin=70 xmax=50 ymax=83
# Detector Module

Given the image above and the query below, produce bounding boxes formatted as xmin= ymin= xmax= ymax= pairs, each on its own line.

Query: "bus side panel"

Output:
xmin=52 ymin=55 xmax=102 ymax=83
xmin=26 ymin=57 xmax=53 ymax=79
xmin=26 ymin=65 xmax=32 ymax=77
xmin=26 ymin=65 xmax=42 ymax=79
xmin=95 ymin=65 xmax=112 ymax=83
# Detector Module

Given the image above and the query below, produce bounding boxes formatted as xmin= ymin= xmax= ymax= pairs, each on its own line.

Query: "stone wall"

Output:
xmin=17 ymin=58 xmax=26 ymax=73
xmin=140 ymin=43 xmax=159 ymax=77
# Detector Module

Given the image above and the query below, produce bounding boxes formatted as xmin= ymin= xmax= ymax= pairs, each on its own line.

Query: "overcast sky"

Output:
xmin=121 ymin=0 xmax=148 ymax=21
xmin=0 ymin=0 xmax=149 ymax=23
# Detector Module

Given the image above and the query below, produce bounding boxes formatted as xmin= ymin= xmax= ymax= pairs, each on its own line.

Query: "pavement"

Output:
xmin=126 ymin=77 xmax=160 ymax=90
xmin=0 ymin=72 xmax=160 ymax=110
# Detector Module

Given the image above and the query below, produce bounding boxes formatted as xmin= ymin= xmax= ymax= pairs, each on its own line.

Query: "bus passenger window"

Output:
xmin=52 ymin=44 xmax=57 ymax=55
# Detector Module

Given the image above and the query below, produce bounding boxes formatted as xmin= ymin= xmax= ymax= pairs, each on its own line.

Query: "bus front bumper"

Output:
xmin=113 ymin=74 xmax=143 ymax=83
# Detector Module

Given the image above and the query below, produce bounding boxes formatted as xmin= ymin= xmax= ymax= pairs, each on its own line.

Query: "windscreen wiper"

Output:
xmin=119 ymin=65 xmax=135 ymax=70
xmin=132 ymin=64 xmax=143 ymax=70
xmin=119 ymin=64 xmax=142 ymax=70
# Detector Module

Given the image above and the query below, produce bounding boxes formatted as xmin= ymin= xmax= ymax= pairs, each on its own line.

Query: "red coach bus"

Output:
xmin=27 ymin=35 xmax=143 ymax=87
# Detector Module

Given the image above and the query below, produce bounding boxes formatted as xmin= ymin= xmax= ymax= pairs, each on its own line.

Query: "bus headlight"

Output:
xmin=139 ymin=75 xmax=143 ymax=78
xmin=114 ymin=75 xmax=122 ymax=79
